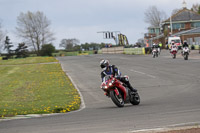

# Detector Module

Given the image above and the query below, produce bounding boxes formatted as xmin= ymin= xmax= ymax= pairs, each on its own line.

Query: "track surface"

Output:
xmin=0 ymin=50 xmax=200 ymax=133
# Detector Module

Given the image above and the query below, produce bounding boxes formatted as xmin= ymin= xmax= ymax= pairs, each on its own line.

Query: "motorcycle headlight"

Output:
xmin=109 ymin=83 xmax=112 ymax=86
xmin=104 ymin=86 xmax=108 ymax=89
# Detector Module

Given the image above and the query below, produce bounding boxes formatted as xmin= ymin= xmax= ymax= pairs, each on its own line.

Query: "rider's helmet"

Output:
xmin=100 ymin=59 xmax=109 ymax=70
xmin=171 ymin=41 xmax=175 ymax=45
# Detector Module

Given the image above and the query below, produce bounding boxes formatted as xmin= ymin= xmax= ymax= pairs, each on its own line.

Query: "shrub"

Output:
xmin=41 ymin=44 xmax=55 ymax=56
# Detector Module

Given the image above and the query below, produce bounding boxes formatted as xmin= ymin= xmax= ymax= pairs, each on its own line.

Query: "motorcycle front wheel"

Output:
xmin=152 ymin=53 xmax=155 ymax=58
xmin=173 ymin=54 xmax=176 ymax=59
xmin=184 ymin=53 xmax=188 ymax=60
xmin=110 ymin=90 xmax=124 ymax=107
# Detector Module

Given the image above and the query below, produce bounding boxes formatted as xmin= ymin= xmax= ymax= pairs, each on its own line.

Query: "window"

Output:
xmin=149 ymin=28 xmax=155 ymax=34
xmin=191 ymin=22 xmax=200 ymax=28
xmin=172 ymin=23 xmax=185 ymax=29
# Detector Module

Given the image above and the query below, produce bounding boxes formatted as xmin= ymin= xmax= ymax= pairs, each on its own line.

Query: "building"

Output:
xmin=144 ymin=1 xmax=200 ymax=47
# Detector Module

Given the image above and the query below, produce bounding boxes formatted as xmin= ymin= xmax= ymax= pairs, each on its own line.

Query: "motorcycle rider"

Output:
xmin=170 ymin=41 xmax=178 ymax=52
xmin=182 ymin=40 xmax=189 ymax=48
xmin=152 ymin=42 xmax=159 ymax=55
xmin=152 ymin=42 xmax=159 ymax=50
xmin=182 ymin=40 xmax=190 ymax=55
xmin=100 ymin=59 xmax=137 ymax=94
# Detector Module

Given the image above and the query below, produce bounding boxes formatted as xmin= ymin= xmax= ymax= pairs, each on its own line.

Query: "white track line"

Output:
xmin=60 ymin=62 xmax=86 ymax=111
xmin=131 ymin=121 xmax=200 ymax=133
xmin=130 ymin=69 xmax=156 ymax=78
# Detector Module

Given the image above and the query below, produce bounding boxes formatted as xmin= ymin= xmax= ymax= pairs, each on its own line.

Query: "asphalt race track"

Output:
xmin=0 ymin=50 xmax=200 ymax=133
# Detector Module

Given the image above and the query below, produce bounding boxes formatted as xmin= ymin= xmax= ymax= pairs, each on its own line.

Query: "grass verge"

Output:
xmin=0 ymin=57 xmax=58 ymax=65
xmin=0 ymin=58 xmax=81 ymax=118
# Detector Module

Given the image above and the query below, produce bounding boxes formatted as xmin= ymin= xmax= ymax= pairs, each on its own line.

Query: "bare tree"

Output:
xmin=59 ymin=38 xmax=80 ymax=50
xmin=144 ymin=6 xmax=167 ymax=27
xmin=16 ymin=11 xmax=55 ymax=55
xmin=171 ymin=8 xmax=181 ymax=16
xmin=191 ymin=3 xmax=200 ymax=14
xmin=0 ymin=20 xmax=6 ymax=53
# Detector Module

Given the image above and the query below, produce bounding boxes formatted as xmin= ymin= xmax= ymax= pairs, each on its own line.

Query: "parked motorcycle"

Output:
xmin=101 ymin=75 xmax=140 ymax=107
xmin=152 ymin=48 xmax=158 ymax=58
xmin=182 ymin=47 xmax=190 ymax=60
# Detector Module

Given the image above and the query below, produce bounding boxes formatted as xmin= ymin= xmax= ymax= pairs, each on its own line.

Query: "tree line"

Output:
xmin=0 ymin=11 xmax=56 ymax=58
xmin=0 ymin=11 xmax=106 ymax=59
xmin=2 ymin=35 xmax=55 ymax=59
xmin=59 ymin=38 xmax=105 ymax=51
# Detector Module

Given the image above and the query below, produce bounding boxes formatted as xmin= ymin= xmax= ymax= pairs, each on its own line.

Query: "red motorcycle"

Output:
xmin=170 ymin=45 xmax=178 ymax=59
xmin=171 ymin=50 xmax=177 ymax=59
xmin=101 ymin=76 xmax=140 ymax=107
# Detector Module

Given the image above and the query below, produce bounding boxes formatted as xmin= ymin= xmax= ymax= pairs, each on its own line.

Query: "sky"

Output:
xmin=0 ymin=0 xmax=199 ymax=49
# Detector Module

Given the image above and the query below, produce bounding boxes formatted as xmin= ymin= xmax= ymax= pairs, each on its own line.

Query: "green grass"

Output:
xmin=52 ymin=50 xmax=95 ymax=57
xmin=0 ymin=59 xmax=81 ymax=118
xmin=0 ymin=57 xmax=58 ymax=65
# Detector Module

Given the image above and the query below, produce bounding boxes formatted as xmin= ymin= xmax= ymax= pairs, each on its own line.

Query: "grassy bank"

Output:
xmin=0 ymin=58 xmax=81 ymax=118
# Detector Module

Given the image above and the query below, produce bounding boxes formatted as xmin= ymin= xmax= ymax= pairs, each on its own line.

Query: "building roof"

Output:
xmin=172 ymin=27 xmax=200 ymax=36
xmin=164 ymin=8 xmax=200 ymax=23
xmin=148 ymin=26 xmax=160 ymax=29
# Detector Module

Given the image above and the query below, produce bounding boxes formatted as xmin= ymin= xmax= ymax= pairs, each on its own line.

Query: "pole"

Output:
xmin=170 ymin=16 xmax=173 ymax=35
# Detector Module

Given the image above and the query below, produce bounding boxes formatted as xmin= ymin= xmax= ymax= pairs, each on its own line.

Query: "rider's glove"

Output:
xmin=115 ymin=76 xmax=121 ymax=80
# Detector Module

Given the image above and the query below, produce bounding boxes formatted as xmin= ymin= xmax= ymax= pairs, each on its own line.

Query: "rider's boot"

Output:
xmin=128 ymin=84 xmax=137 ymax=94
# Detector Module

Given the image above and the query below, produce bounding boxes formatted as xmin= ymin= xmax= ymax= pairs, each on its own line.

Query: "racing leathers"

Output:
xmin=101 ymin=65 xmax=137 ymax=93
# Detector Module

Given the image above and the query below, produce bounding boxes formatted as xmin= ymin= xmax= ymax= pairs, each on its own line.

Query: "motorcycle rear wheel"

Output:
xmin=130 ymin=92 xmax=140 ymax=105
xmin=110 ymin=90 xmax=124 ymax=107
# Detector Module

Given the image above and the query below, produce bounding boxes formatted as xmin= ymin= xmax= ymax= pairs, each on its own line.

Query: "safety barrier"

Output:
xmin=190 ymin=45 xmax=200 ymax=50
xmin=101 ymin=46 xmax=145 ymax=55
xmin=124 ymin=48 xmax=145 ymax=55
xmin=101 ymin=46 xmax=124 ymax=54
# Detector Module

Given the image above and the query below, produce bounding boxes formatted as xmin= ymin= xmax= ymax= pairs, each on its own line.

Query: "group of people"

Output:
xmin=99 ymin=41 xmax=190 ymax=95
xmin=151 ymin=41 xmax=189 ymax=54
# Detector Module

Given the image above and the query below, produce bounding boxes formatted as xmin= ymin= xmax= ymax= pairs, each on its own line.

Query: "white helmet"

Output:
xmin=100 ymin=59 xmax=109 ymax=70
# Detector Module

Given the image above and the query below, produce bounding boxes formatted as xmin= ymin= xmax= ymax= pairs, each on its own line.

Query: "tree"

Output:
xmin=4 ymin=36 xmax=13 ymax=58
xmin=15 ymin=42 xmax=28 ymax=58
xmin=0 ymin=20 xmax=6 ymax=54
xmin=41 ymin=44 xmax=55 ymax=56
xmin=16 ymin=11 xmax=55 ymax=55
xmin=81 ymin=42 xmax=90 ymax=51
xmin=198 ymin=6 xmax=200 ymax=14
xmin=191 ymin=3 xmax=200 ymax=14
xmin=144 ymin=6 xmax=167 ymax=27
xmin=171 ymin=8 xmax=181 ymax=16
xmin=59 ymin=38 xmax=80 ymax=51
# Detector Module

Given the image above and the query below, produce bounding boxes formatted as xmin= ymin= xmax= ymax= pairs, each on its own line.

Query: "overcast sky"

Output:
xmin=0 ymin=0 xmax=199 ymax=48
